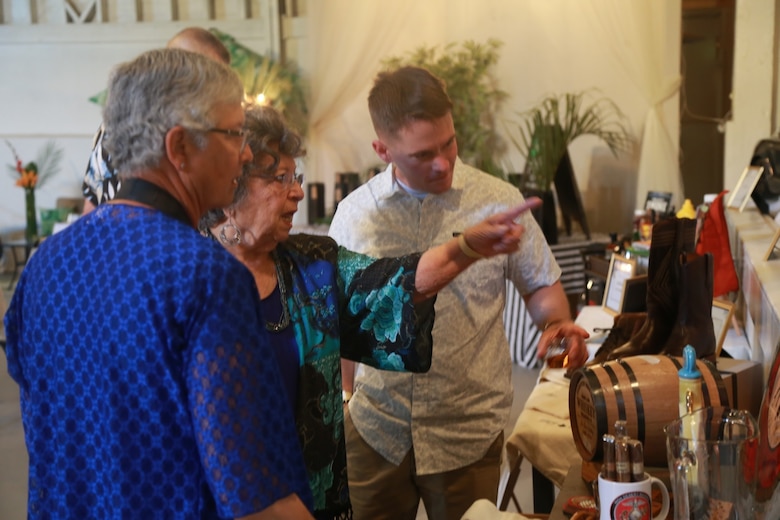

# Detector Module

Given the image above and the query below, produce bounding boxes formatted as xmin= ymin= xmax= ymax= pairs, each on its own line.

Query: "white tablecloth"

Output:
xmin=505 ymin=306 xmax=614 ymax=486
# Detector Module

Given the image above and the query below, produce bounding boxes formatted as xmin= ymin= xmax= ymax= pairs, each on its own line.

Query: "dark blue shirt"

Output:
xmin=261 ymin=284 xmax=299 ymax=410
xmin=4 ymin=204 xmax=312 ymax=519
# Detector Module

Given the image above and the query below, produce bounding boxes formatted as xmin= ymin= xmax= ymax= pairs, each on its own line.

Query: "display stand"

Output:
xmin=764 ymin=226 xmax=780 ymax=261
xmin=727 ymin=165 xmax=763 ymax=212
xmin=601 ymin=254 xmax=637 ymax=314
xmin=554 ymin=151 xmax=591 ymax=240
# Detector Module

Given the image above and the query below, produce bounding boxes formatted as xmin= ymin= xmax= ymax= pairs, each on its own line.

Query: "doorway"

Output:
xmin=680 ymin=0 xmax=735 ymax=205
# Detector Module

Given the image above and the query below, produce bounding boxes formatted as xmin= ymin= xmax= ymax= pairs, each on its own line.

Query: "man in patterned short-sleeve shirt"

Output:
xmin=330 ymin=66 xmax=591 ymax=520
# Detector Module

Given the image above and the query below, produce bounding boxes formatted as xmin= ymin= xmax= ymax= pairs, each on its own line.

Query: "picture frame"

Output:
xmin=602 ymin=254 xmax=638 ymax=315
xmin=621 ymin=275 xmax=648 ymax=313
xmin=726 ymin=165 xmax=764 ymax=212
xmin=764 ymin=226 xmax=780 ymax=261
xmin=644 ymin=191 xmax=673 ymax=214
xmin=711 ymin=299 xmax=735 ymax=358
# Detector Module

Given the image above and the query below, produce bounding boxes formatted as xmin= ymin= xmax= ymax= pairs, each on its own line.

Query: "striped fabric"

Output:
xmin=504 ymin=237 xmax=607 ymax=368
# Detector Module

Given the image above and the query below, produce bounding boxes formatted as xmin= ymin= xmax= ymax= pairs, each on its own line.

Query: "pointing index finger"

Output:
xmin=505 ymin=197 xmax=542 ymax=221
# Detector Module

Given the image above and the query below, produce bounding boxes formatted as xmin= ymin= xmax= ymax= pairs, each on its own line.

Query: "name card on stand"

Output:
xmin=602 ymin=254 xmax=637 ymax=315
xmin=764 ymin=226 xmax=780 ymax=261
xmin=712 ymin=299 xmax=735 ymax=357
xmin=727 ymin=165 xmax=763 ymax=212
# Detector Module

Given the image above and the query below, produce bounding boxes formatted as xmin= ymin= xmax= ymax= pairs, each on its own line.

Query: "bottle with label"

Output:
xmin=632 ymin=209 xmax=645 ymax=242
xmin=678 ymin=344 xmax=704 ymax=492
xmin=678 ymin=345 xmax=703 ymax=418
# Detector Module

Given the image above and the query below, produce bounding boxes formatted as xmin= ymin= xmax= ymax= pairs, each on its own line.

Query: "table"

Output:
xmin=2 ymin=239 xmax=36 ymax=289
xmin=504 ymin=306 xmax=614 ymax=512
xmin=549 ymin=462 xmax=591 ymax=520
xmin=504 ymin=304 xmax=759 ymax=515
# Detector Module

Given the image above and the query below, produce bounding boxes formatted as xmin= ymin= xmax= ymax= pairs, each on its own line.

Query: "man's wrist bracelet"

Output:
xmin=458 ymin=233 xmax=484 ymax=259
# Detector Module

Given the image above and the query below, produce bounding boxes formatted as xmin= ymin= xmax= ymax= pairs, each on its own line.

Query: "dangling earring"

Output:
xmin=219 ymin=219 xmax=242 ymax=246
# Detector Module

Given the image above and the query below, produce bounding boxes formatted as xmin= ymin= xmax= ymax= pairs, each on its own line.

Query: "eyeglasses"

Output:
xmin=270 ymin=171 xmax=305 ymax=187
xmin=247 ymin=167 xmax=304 ymax=188
xmin=202 ymin=127 xmax=249 ymax=152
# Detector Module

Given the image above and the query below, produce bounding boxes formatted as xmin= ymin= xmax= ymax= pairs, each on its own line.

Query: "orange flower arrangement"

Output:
xmin=14 ymin=159 xmax=39 ymax=189
xmin=5 ymin=140 xmax=63 ymax=242
xmin=5 ymin=139 xmax=61 ymax=191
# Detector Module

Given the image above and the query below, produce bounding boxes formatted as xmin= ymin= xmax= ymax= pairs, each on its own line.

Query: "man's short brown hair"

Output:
xmin=368 ymin=66 xmax=453 ymax=138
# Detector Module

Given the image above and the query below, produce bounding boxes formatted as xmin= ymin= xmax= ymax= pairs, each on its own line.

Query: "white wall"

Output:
xmin=1 ymin=0 xmax=776 ymax=237
xmin=724 ymin=0 xmax=777 ymax=190
xmin=290 ymin=0 xmax=777 ymax=235
xmin=0 ymin=0 xmax=279 ymax=233
xmin=294 ymin=1 xmax=680 ymax=236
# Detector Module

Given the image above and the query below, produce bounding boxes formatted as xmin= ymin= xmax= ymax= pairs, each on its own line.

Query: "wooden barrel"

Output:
xmin=569 ymin=355 xmax=728 ymax=467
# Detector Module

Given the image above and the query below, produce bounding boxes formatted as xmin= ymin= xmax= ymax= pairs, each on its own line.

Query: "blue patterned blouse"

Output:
xmin=275 ymin=234 xmax=434 ymax=519
xmin=4 ymin=204 xmax=313 ymax=519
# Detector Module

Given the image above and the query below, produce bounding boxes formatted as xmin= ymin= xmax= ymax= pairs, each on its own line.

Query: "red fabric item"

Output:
xmin=696 ymin=190 xmax=739 ymax=297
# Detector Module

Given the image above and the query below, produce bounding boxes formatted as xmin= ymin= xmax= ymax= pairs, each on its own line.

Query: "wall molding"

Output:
xmin=1 ymin=0 xmax=266 ymax=25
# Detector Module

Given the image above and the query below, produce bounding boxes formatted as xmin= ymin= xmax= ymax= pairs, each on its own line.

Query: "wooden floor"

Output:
xmin=0 ymin=271 xmax=26 ymax=520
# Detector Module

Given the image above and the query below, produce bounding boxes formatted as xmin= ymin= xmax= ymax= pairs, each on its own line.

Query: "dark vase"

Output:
xmin=522 ymin=187 xmax=558 ymax=245
xmin=24 ymin=188 xmax=38 ymax=242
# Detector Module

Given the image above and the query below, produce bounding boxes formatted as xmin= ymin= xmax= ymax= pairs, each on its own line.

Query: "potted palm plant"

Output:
xmin=510 ymin=91 xmax=633 ymax=243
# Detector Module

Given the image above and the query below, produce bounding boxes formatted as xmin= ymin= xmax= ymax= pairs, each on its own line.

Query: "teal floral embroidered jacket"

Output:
xmin=275 ymin=234 xmax=435 ymax=519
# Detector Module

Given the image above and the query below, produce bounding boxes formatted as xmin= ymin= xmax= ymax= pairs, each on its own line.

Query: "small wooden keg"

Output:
xmin=569 ymin=355 xmax=728 ymax=467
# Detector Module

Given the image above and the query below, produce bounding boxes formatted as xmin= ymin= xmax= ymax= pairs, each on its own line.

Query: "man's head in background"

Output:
xmin=167 ymin=27 xmax=231 ymax=64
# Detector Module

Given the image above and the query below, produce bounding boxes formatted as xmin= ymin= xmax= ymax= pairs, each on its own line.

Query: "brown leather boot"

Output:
xmin=660 ymin=252 xmax=716 ymax=359
xmin=607 ymin=217 xmax=696 ymax=360
xmin=589 ymin=312 xmax=647 ymax=365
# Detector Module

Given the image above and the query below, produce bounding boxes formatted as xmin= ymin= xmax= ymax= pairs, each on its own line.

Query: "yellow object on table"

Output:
xmin=676 ymin=198 xmax=696 ymax=219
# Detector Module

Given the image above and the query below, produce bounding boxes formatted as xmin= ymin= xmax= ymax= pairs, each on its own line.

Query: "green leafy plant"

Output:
xmin=511 ymin=91 xmax=633 ymax=191
xmin=88 ymin=30 xmax=309 ymax=136
xmin=382 ymin=39 xmax=508 ymax=177
xmin=209 ymin=28 xmax=308 ymax=136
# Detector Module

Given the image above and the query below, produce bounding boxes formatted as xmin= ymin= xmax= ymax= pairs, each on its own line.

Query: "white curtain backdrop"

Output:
xmin=585 ymin=0 xmax=684 ymax=210
xmin=303 ymin=0 xmax=682 ymax=230
xmin=305 ymin=0 xmax=446 ymax=191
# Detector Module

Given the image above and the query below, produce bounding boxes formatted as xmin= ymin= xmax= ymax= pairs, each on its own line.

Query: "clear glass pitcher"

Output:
xmin=664 ymin=406 xmax=759 ymax=519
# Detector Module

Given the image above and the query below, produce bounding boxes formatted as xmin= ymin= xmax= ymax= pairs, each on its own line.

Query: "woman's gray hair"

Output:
xmin=199 ymin=105 xmax=305 ymax=233
xmin=102 ymin=48 xmax=244 ymax=175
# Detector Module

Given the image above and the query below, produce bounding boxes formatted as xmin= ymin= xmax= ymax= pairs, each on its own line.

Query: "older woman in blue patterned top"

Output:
xmin=200 ymin=104 xmax=539 ymax=520
xmin=5 ymin=49 xmax=314 ymax=519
